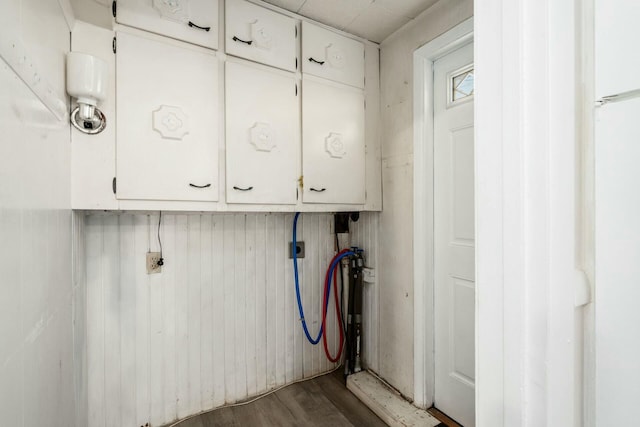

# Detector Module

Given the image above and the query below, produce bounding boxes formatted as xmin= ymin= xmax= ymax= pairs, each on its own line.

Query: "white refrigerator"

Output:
xmin=595 ymin=1 xmax=640 ymax=424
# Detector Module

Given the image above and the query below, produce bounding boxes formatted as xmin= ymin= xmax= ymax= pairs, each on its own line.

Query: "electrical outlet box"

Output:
xmin=146 ymin=252 xmax=162 ymax=274
xmin=289 ymin=241 xmax=305 ymax=259
xmin=362 ymin=267 xmax=375 ymax=284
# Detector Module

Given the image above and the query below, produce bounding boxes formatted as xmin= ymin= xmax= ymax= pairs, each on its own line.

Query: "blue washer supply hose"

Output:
xmin=294 ymin=212 xmax=323 ymax=344
xmin=294 ymin=212 xmax=358 ymax=345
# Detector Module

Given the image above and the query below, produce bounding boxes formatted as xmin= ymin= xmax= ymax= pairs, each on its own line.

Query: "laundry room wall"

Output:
xmin=83 ymin=211 xmax=378 ymax=427
xmin=0 ymin=0 xmax=79 ymax=426
xmin=377 ymin=0 xmax=474 ymax=399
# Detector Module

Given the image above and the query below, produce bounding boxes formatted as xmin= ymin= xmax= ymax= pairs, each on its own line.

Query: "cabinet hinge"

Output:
xmin=298 ymin=176 xmax=304 ymax=189
xmin=295 ymin=83 xmax=298 ymax=96
xmin=112 ymin=37 xmax=116 ymax=54
xmin=295 ymin=26 xmax=298 ymax=38
xmin=295 ymin=57 xmax=298 ymax=70
xmin=112 ymin=1 xmax=116 ymax=18
xmin=112 ymin=177 xmax=116 ymax=194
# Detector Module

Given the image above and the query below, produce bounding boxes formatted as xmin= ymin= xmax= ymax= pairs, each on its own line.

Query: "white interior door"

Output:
xmin=433 ymin=42 xmax=475 ymax=427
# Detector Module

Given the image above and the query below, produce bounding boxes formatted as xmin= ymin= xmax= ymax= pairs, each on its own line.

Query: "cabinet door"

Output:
xmin=302 ymin=77 xmax=365 ymax=204
xmin=116 ymin=32 xmax=219 ymax=201
xmin=116 ymin=0 xmax=219 ymax=50
xmin=225 ymin=61 xmax=299 ymax=204
xmin=225 ymin=0 xmax=297 ymax=72
xmin=302 ymin=22 xmax=364 ymax=89
xmin=595 ymin=0 xmax=640 ymax=98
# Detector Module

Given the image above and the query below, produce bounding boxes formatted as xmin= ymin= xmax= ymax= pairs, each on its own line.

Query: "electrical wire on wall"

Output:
xmin=157 ymin=211 xmax=164 ymax=266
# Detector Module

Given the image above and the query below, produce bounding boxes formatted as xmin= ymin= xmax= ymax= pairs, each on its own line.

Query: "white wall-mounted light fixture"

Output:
xmin=66 ymin=52 xmax=108 ymax=134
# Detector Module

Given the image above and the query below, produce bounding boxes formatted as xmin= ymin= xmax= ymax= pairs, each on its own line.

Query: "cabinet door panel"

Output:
xmin=225 ymin=0 xmax=297 ymax=72
xmin=225 ymin=61 xmax=299 ymax=204
xmin=117 ymin=0 xmax=219 ymax=50
xmin=116 ymin=32 xmax=219 ymax=201
xmin=595 ymin=0 xmax=640 ymax=98
xmin=302 ymin=77 xmax=365 ymax=204
xmin=302 ymin=22 xmax=364 ymax=89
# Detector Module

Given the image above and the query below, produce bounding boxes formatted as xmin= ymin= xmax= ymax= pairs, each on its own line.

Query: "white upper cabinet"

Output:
xmin=115 ymin=0 xmax=219 ymax=50
xmin=225 ymin=61 xmax=299 ymax=204
xmin=302 ymin=22 xmax=365 ymax=89
xmin=225 ymin=0 xmax=298 ymax=72
xmin=302 ymin=76 xmax=365 ymax=204
xmin=116 ymin=31 xmax=219 ymax=201
xmin=595 ymin=0 xmax=640 ymax=98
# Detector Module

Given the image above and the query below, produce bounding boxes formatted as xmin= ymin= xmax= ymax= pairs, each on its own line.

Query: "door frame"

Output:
xmin=412 ymin=17 xmax=474 ymax=409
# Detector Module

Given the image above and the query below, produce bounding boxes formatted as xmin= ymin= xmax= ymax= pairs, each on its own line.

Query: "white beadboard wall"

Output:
xmin=84 ymin=211 xmax=379 ymax=427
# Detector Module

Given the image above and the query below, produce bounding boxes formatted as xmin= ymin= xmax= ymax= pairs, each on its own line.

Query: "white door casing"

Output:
xmin=412 ymin=18 xmax=473 ymax=410
xmin=433 ymin=42 xmax=475 ymax=427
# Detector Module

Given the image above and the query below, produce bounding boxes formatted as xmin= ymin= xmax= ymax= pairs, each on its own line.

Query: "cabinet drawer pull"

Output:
xmin=310 ymin=187 xmax=326 ymax=192
xmin=189 ymin=183 xmax=211 ymax=188
xmin=232 ymin=36 xmax=253 ymax=45
xmin=188 ymin=21 xmax=211 ymax=32
xmin=233 ymin=186 xmax=254 ymax=191
xmin=308 ymin=57 xmax=325 ymax=65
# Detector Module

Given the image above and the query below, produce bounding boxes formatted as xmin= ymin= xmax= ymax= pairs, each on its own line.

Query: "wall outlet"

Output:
xmin=289 ymin=241 xmax=305 ymax=259
xmin=146 ymin=252 xmax=162 ymax=274
xmin=362 ymin=267 xmax=376 ymax=284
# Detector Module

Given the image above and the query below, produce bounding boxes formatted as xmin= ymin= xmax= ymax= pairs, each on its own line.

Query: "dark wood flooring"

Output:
xmin=174 ymin=371 xmax=387 ymax=427
xmin=427 ymin=407 xmax=463 ymax=427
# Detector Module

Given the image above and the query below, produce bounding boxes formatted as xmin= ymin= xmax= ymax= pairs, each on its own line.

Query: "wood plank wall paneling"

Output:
xmin=84 ymin=212 xmax=378 ymax=427
xmin=73 ymin=211 xmax=89 ymax=427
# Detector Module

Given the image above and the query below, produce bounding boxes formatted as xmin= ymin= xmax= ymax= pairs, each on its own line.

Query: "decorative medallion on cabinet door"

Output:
xmin=225 ymin=60 xmax=299 ymax=204
xmin=115 ymin=31 xmax=219 ymax=202
xmin=225 ymin=0 xmax=298 ymax=72
xmin=115 ymin=0 xmax=219 ymax=49
xmin=152 ymin=105 xmax=190 ymax=140
xmin=249 ymin=122 xmax=276 ymax=152
xmin=325 ymin=133 xmax=346 ymax=158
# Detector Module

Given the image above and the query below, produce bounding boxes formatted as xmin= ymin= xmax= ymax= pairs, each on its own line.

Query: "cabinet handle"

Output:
xmin=232 ymin=36 xmax=253 ymax=45
xmin=188 ymin=21 xmax=211 ymax=32
xmin=310 ymin=187 xmax=326 ymax=192
xmin=233 ymin=186 xmax=254 ymax=191
xmin=308 ymin=57 xmax=325 ymax=65
xmin=189 ymin=183 xmax=211 ymax=188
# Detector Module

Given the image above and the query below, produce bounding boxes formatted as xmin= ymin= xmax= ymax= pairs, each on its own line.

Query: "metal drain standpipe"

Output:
xmin=346 ymin=248 xmax=365 ymax=375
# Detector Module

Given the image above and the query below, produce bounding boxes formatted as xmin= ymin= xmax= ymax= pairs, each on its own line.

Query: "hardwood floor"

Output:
xmin=427 ymin=407 xmax=463 ymax=427
xmin=172 ymin=371 xmax=387 ymax=427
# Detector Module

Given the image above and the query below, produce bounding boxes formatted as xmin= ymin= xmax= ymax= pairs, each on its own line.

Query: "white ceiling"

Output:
xmin=262 ymin=0 xmax=441 ymax=43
